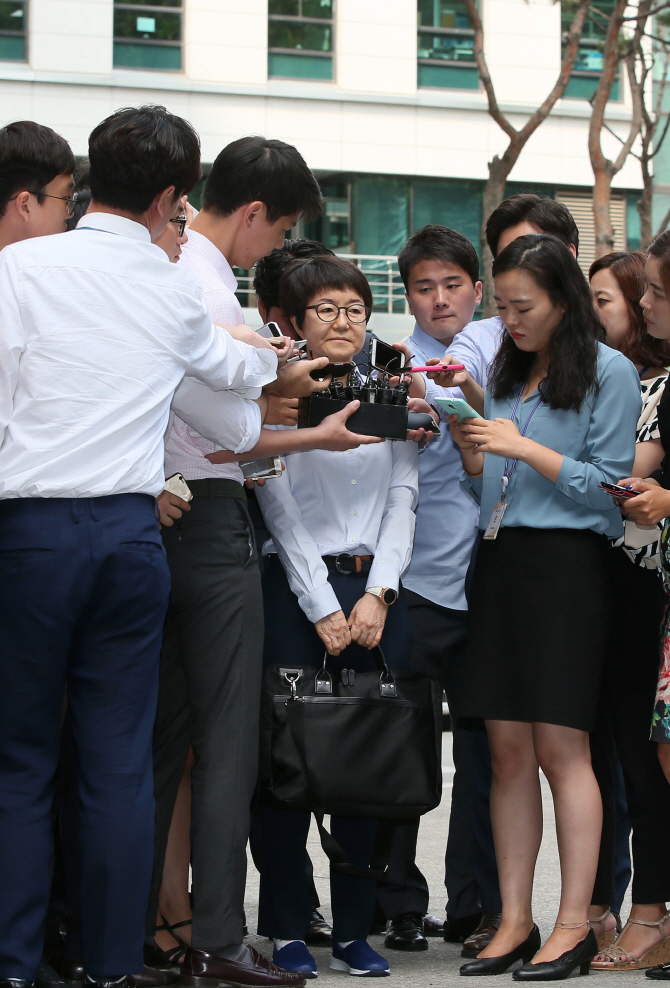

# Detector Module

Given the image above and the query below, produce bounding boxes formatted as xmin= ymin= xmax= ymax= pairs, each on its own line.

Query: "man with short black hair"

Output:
xmin=0 ymin=120 xmax=76 ymax=248
xmin=0 ymin=105 xmax=279 ymax=988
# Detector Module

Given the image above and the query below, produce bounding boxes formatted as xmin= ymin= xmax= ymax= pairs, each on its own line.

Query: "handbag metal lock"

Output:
xmin=281 ymin=668 xmax=303 ymax=703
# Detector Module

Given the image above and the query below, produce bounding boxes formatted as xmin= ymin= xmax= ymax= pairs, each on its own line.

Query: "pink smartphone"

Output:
xmin=406 ymin=364 xmax=465 ymax=373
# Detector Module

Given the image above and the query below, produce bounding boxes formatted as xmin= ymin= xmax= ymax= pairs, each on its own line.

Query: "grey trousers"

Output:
xmin=146 ymin=493 xmax=264 ymax=952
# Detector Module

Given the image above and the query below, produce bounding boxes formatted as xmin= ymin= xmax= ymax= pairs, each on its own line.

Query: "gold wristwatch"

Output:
xmin=365 ymin=586 xmax=398 ymax=605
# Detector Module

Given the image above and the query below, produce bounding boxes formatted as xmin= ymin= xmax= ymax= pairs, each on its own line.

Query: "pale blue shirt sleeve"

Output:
xmin=367 ymin=441 xmax=419 ymax=591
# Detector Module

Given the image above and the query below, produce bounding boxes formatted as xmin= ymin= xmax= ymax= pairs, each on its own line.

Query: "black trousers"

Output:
xmin=596 ymin=550 xmax=670 ymax=903
xmin=257 ymin=556 xmax=412 ymax=942
xmin=146 ymin=492 xmax=264 ymax=952
xmin=376 ymin=590 xmax=501 ymax=921
xmin=0 ymin=495 xmax=169 ymax=981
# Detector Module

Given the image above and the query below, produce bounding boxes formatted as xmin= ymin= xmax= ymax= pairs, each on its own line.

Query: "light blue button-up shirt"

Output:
xmin=424 ymin=315 xmax=502 ymax=414
xmin=462 ymin=343 xmax=641 ymax=538
xmin=402 ymin=324 xmax=479 ymax=610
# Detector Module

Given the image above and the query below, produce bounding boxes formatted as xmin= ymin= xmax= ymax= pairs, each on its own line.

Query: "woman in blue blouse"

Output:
xmin=449 ymin=235 xmax=641 ymax=981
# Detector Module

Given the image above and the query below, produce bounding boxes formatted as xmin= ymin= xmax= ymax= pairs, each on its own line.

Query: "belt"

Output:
xmin=187 ymin=478 xmax=247 ymax=502
xmin=322 ymin=553 xmax=373 ymax=575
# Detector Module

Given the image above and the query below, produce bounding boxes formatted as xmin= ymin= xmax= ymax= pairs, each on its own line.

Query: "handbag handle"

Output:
xmin=316 ymin=645 xmax=396 ymax=697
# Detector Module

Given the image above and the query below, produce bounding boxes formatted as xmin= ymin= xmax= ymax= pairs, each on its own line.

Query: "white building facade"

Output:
xmin=0 ymin=0 xmax=644 ymax=322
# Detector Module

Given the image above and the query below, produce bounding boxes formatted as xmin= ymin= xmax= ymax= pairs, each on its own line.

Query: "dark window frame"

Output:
xmin=113 ymin=0 xmax=183 ymax=71
xmin=268 ymin=0 xmax=335 ymax=77
xmin=0 ymin=0 xmax=28 ymax=63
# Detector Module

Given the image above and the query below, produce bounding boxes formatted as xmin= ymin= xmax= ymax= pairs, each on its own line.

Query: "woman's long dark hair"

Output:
xmin=489 ymin=234 xmax=605 ymax=411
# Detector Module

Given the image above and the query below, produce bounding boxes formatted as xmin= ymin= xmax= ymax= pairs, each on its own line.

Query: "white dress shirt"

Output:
xmin=401 ymin=325 xmax=480 ymax=610
xmin=164 ymin=230 xmax=250 ymax=482
xmin=0 ymin=213 xmax=277 ymax=499
xmin=256 ymin=434 xmax=419 ymax=623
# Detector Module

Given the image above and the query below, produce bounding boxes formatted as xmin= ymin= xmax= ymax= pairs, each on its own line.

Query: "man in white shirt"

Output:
xmin=146 ymin=137 xmax=331 ymax=988
xmin=0 ymin=107 xmax=279 ymax=988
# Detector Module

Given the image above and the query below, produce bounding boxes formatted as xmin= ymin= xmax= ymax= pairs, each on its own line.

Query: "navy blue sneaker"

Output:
xmin=330 ymin=942 xmax=389 ymax=977
xmin=273 ymin=942 xmax=318 ymax=979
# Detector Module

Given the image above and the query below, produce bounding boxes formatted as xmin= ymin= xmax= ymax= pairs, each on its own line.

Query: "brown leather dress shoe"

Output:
xmin=180 ymin=947 xmax=306 ymax=988
xmin=461 ymin=912 xmax=502 ymax=958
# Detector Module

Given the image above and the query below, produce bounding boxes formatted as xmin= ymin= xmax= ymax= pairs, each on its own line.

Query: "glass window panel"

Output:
xmin=269 ymin=0 xmax=299 ymax=13
xmin=268 ymin=20 xmax=331 ymax=51
xmin=564 ymin=74 xmax=619 ymax=100
xmin=268 ymin=51 xmax=332 ymax=78
xmin=302 ymin=0 xmax=333 ymax=17
xmin=573 ymin=44 xmax=604 ymax=72
xmin=413 ymin=179 xmax=482 ymax=255
xmin=114 ymin=9 xmax=180 ymax=41
xmin=0 ymin=1 xmax=23 ymax=32
xmin=418 ymin=31 xmax=474 ymax=61
xmin=116 ymin=0 xmax=181 ymax=6
xmin=0 ymin=33 xmax=23 ymax=58
xmin=355 ymin=176 xmax=410 ymax=257
xmin=418 ymin=62 xmax=479 ymax=88
xmin=418 ymin=0 xmax=472 ymax=29
xmin=113 ymin=40 xmax=181 ymax=69
xmin=561 ymin=0 xmax=615 ymax=41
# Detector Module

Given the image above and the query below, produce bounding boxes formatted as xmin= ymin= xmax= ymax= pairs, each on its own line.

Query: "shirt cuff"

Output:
xmin=298 ymin=582 xmax=341 ymax=624
xmin=460 ymin=469 xmax=482 ymax=502
xmin=366 ymin=561 xmax=400 ymax=593
xmin=232 ymin=402 xmax=262 ymax=454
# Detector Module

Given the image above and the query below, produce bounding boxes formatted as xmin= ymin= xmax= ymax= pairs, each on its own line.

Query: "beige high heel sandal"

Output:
xmin=589 ymin=909 xmax=622 ymax=950
xmin=590 ymin=913 xmax=670 ymax=971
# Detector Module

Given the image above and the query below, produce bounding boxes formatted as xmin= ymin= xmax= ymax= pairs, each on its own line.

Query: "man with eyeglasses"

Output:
xmin=0 ymin=120 xmax=75 ymax=250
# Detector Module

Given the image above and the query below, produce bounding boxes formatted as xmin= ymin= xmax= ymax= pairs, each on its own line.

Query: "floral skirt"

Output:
xmin=651 ymin=519 xmax=670 ymax=743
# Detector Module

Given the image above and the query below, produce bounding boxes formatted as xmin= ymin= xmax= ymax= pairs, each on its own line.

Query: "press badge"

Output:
xmin=483 ymin=500 xmax=508 ymax=540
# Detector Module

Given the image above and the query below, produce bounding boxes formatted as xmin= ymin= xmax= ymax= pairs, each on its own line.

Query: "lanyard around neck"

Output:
xmin=500 ymin=387 xmax=543 ymax=499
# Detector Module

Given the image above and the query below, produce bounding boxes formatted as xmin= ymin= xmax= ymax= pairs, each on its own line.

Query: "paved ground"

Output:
xmin=243 ymin=733 xmax=650 ymax=987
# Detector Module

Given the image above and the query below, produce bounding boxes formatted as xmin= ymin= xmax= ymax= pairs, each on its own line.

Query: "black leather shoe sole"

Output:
xmin=384 ymin=935 xmax=428 ymax=953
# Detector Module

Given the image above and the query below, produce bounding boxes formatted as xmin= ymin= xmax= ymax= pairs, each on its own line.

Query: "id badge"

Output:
xmin=483 ymin=500 xmax=508 ymax=540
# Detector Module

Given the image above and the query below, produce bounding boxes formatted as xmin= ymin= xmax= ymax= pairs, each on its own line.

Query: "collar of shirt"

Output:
xmin=409 ymin=323 xmax=455 ymax=362
xmin=76 ymin=211 xmax=152 ymax=243
xmin=181 ymin=229 xmax=238 ymax=294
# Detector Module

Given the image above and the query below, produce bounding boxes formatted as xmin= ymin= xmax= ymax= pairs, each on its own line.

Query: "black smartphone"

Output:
xmin=370 ymin=338 xmax=406 ymax=374
xmin=309 ymin=361 xmax=355 ymax=381
xmin=598 ymin=482 xmax=640 ymax=499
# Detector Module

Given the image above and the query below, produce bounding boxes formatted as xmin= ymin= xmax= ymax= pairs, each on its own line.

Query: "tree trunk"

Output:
xmin=481 ymin=156 xmax=509 ymax=315
xmin=593 ymin=166 xmax=615 ymax=257
xmin=638 ymin=158 xmax=653 ymax=250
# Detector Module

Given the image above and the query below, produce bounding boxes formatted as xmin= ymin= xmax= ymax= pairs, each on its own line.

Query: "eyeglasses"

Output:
xmin=305 ymin=302 xmax=370 ymax=324
xmin=9 ymin=190 xmax=79 ymax=216
xmin=169 ymin=215 xmax=187 ymax=236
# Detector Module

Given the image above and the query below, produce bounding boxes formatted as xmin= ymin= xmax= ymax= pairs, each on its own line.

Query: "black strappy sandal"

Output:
xmin=143 ymin=919 xmax=191 ymax=971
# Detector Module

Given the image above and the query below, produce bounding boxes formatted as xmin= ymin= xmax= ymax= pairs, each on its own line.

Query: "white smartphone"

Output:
xmin=241 ymin=456 xmax=283 ymax=481
xmin=256 ymin=321 xmax=283 ymax=339
xmin=434 ymin=397 xmax=483 ymax=422
xmin=163 ymin=472 xmax=193 ymax=501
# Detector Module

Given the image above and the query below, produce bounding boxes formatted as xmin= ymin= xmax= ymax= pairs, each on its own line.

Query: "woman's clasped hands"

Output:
xmin=314 ymin=593 xmax=389 ymax=655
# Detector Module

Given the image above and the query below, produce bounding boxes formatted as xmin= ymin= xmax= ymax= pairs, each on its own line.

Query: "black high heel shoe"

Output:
xmin=460 ymin=925 xmax=541 ymax=976
xmin=513 ymin=926 xmax=598 ymax=981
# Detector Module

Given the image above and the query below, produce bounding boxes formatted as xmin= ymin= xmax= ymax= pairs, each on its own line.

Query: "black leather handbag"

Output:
xmin=259 ymin=646 xmax=443 ymax=876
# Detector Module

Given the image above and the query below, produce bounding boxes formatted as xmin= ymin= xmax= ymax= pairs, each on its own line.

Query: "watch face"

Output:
xmin=382 ymin=588 xmax=397 ymax=605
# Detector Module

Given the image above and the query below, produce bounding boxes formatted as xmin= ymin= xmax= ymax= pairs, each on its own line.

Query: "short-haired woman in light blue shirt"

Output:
xmin=448 ymin=235 xmax=641 ymax=981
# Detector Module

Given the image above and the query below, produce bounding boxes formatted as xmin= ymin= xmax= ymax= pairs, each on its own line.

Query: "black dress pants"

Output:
xmin=376 ymin=590 xmax=501 ymax=922
xmin=146 ymin=492 xmax=264 ymax=952
xmin=257 ymin=556 xmax=412 ymax=942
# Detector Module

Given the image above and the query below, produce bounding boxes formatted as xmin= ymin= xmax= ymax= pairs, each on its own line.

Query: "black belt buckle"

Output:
xmin=335 ymin=553 xmax=354 ymax=575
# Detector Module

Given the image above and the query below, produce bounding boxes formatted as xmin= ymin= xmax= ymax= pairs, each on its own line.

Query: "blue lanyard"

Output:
xmin=501 ymin=388 xmax=543 ymax=499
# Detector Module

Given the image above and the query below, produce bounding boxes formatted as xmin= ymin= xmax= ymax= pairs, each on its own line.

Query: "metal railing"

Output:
xmin=235 ymin=253 xmax=409 ymax=314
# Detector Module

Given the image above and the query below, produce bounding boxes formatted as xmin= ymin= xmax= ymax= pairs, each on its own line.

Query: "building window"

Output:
xmin=113 ymin=1 xmax=182 ymax=71
xmin=417 ymin=0 xmax=479 ymax=90
xmin=561 ymin=0 xmax=619 ymax=100
xmin=0 ymin=1 xmax=26 ymax=61
xmin=268 ymin=0 xmax=334 ymax=81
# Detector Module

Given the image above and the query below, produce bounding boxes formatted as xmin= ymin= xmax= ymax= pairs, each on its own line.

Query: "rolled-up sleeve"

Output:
xmin=554 ymin=354 xmax=641 ymax=510
xmin=187 ymin=315 xmax=278 ymax=394
xmin=367 ymin=442 xmax=419 ymax=592
xmin=171 ymin=377 xmax=261 ymax=453
xmin=256 ymin=459 xmax=341 ymax=623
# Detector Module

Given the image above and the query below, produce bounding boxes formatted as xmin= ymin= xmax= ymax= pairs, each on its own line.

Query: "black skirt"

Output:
xmin=460 ymin=527 xmax=610 ymax=732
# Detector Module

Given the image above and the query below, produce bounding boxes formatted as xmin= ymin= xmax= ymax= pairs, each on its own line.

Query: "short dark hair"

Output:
xmin=88 ymin=105 xmax=201 ymax=214
xmin=490 ymin=234 xmax=603 ymax=411
xmin=590 ymin=251 xmax=670 ymax=367
xmin=253 ymin=238 xmax=335 ymax=310
xmin=0 ymin=121 xmax=75 ymax=218
xmin=397 ymin=224 xmax=480 ymax=288
xmin=279 ymin=255 xmax=373 ymax=330
xmin=202 ymin=136 xmax=323 ymax=223
xmin=486 ymin=193 xmax=579 ymax=258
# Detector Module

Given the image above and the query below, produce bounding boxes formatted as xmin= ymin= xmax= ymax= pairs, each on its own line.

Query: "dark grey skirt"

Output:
xmin=460 ymin=526 xmax=609 ymax=733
